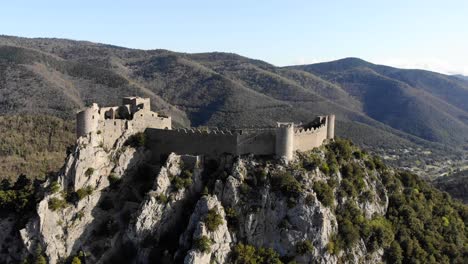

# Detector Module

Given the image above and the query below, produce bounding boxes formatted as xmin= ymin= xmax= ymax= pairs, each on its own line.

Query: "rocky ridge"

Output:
xmin=11 ymin=128 xmax=394 ymax=264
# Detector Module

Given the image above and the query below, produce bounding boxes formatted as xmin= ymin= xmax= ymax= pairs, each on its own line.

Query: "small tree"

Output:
xmin=49 ymin=181 xmax=60 ymax=193
xmin=204 ymin=208 xmax=224 ymax=232
xmin=48 ymin=197 xmax=66 ymax=211
xmin=296 ymin=240 xmax=314 ymax=255
xmin=194 ymin=236 xmax=212 ymax=253
xmin=125 ymin=132 xmax=146 ymax=148
xmin=71 ymin=256 xmax=82 ymax=264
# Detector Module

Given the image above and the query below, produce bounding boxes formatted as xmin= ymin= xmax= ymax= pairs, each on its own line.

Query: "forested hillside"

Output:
xmin=1 ymin=35 xmax=468 ymax=180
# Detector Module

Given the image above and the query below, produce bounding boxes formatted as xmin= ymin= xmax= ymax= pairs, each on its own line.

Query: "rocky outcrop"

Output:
xmin=128 ymin=154 xmax=205 ymax=263
xmin=20 ymin=129 xmax=149 ymax=264
xmin=16 ymin=135 xmax=391 ymax=264
xmin=182 ymin=196 xmax=232 ymax=264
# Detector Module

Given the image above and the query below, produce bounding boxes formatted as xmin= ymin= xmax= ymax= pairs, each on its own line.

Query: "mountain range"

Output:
xmin=1 ymin=35 xmax=468 ymax=176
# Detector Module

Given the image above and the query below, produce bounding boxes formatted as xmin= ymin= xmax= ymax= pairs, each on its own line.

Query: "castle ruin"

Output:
xmin=76 ymin=97 xmax=335 ymax=161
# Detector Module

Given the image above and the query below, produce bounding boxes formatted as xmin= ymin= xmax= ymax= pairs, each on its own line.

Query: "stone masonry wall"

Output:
xmin=293 ymin=123 xmax=329 ymax=152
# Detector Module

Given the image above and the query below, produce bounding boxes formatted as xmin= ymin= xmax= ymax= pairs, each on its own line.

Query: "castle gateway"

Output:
xmin=76 ymin=97 xmax=335 ymax=161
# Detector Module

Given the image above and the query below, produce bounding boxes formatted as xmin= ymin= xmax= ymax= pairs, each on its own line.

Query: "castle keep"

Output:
xmin=76 ymin=97 xmax=335 ymax=161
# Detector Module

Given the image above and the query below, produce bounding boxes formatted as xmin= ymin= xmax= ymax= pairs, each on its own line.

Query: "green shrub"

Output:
xmin=340 ymin=179 xmax=357 ymax=198
xmin=35 ymin=255 xmax=47 ymax=264
xmin=76 ymin=186 xmax=93 ymax=200
xmin=171 ymin=168 xmax=194 ymax=190
xmin=225 ymin=207 xmax=238 ymax=227
xmin=301 ymin=153 xmax=322 ymax=170
xmin=326 ymin=240 xmax=339 ymax=255
xmin=204 ymin=208 xmax=224 ymax=232
xmin=171 ymin=176 xmax=192 ymax=191
xmin=155 ymin=193 xmax=168 ymax=204
xmin=385 ymin=241 xmax=403 ymax=264
xmin=365 ymin=159 xmax=376 ymax=170
xmin=256 ymin=247 xmax=282 ymax=264
xmin=296 ymin=240 xmax=314 ymax=255
xmin=201 ymin=186 xmax=209 ymax=196
xmin=71 ymin=256 xmax=82 ymax=264
xmin=48 ymin=197 xmax=66 ymax=211
xmin=319 ymin=163 xmax=330 ymax=175
xmin=193 ymin=236 xmax=212 ymax=253
xmin=85 ymin=167 xmax=94 ymax=177
xmin=364 ymin=216 xmax=394 ymax=251
xmin=232 ymin=243 xmax=257 ymax=263
xmin=232 ymin=243 xmax=282 ymax=264
xmin=353 ymin=150 xmax=363 ymax=159
xmin=327 ymin=138 xmax=353 ymax=162
xmin=373 ymin=156 xmax=385 ymax=171
xmin=181 ymin=169 xmax=193 ymax=179
xmin=125 ymin=132 xmax=146 ymax=148
xmin=312 ymin=181 xmax=334 ymax=207
xmin=49 ymin=181 xmax=60 ymax=194
xmin=270 ymin=171 xmax=303 ymax=199
xmin=339 ymin=219 xmax=360 ymax=246
xmin=325 ymin=151 xmax=339 ymax=174
xmin=0 ymin=175 xmax=37 ymax=213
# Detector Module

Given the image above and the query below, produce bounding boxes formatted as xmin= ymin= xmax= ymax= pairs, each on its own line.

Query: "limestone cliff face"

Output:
xmin=20 ymin=129 xmax=149 ymax=264
xmin=17 ymin=135 xmax=390 ymax=264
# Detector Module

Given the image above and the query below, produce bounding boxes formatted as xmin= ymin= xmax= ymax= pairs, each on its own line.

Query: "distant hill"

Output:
xmin=0 ymin=36 xmax=468 ymax=179
xmin=454 ymin=74 xmax=468 ymax=81
xmin=287 ymin=58 xmax=468 ymax=146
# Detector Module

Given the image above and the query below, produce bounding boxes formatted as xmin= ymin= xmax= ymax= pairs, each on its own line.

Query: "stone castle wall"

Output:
xmin=146 ymin=129 xmax=239 ymax=160
xmin=76 ymin=97 xmax=334 ymax=161
xmin=294 ymin=119 xmax=329 ymax=152
xmin=146 ymin=115 xmax=334 ymax=161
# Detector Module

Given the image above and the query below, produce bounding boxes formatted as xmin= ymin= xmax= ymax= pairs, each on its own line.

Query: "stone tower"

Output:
xmin=76 ymin=103 xmax=99 ymax=138
xmin=275 ymin=122 xmax=294 ymax=161
xmin=327 ymin=114 xmax=335 ymax=140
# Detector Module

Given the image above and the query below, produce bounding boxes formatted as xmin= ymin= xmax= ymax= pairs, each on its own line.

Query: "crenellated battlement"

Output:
xmin=294 ymin=124 xmax=326 ymax=135
xmin=173 ymin=128 xmax=236 ymax=136
xmin=76 ymin=97 xmax=335 ymax=161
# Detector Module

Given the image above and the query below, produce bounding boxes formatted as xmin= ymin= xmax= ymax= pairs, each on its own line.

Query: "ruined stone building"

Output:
xmin=76 ymin=97 xmax=335 ymax=161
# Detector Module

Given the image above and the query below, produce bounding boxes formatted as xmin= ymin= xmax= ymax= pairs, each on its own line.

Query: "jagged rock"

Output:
xmin=17 ymin=139 xmax=390 ymax=264
xmin=218 ymin=176 xmax=242 ymax=207
xmin=182 ymin=195 xmax=232 ymax=264
xmin=128 ymin=153 xmax=204 ymax=263
xmin=20 ymin=131 xmax=149 ymax=264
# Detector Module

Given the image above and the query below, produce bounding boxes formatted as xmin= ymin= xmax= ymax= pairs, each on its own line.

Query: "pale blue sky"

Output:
xmin=1 ymin=0 xmax=468 ymax=74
